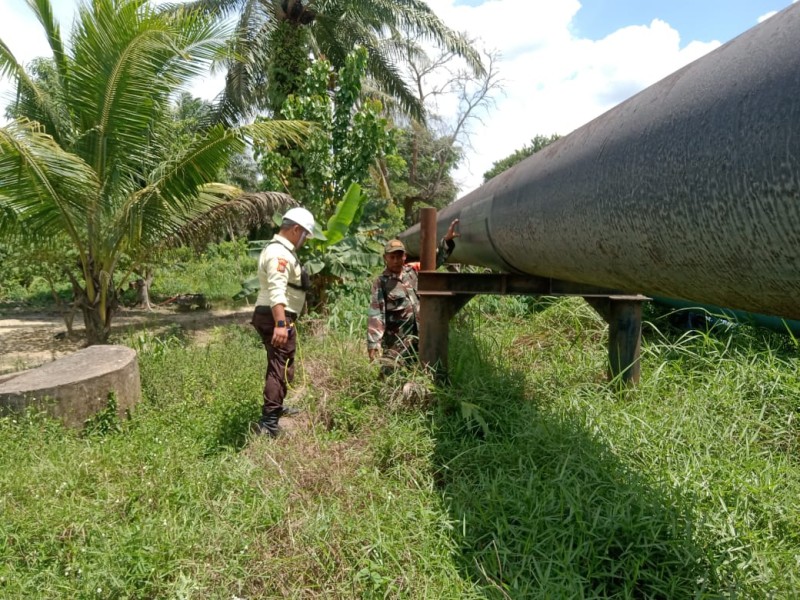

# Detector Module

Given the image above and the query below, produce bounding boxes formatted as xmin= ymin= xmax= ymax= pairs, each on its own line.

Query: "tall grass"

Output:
xmin=1 ymin=292 xmax=799 ymax=597
xmin=152 ymin=239 xmax=257 ymax=303
xmin=437 ymin=295 xmax=800 ymax=598
xmin=0 ymin=240 xmax=257 ymax=307
xmin=0 ymin=322 xmax=478 ymax=598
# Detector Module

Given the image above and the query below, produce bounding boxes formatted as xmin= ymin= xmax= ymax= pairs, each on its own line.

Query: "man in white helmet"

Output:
xmin=250 ymin=206 xmax=319 ymax=438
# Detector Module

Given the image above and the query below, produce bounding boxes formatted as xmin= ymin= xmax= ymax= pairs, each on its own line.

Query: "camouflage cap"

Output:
xmin=384 ymin=239 xmax=406 ymax=254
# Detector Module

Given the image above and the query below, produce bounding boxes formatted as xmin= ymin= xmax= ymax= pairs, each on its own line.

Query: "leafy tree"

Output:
xmin=483 ymin=133 xmax=561 ymax=182
xmin=169 ymin=92 xmax=261 ymax=191
xmin=385 ymin=122 xmax=460 ymax=227
xmin=255 ymin=47 xmax=394 ymax=221
xmin=180 ymin=0 xmax=484 ymax=121
xmin=0 ymin=0 xmax=306 ymax=343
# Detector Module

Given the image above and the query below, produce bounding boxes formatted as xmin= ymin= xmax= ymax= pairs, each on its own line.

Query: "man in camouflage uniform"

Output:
xmin=367 ymin=219 xmax=459 ymax=371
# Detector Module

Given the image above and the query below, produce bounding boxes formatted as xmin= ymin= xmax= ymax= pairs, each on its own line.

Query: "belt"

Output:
xmin=254 ymin=306 xmax=299 ymax=320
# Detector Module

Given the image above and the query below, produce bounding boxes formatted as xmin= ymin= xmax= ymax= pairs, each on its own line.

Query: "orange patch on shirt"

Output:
xmin=276 ymin=258 xmax=288 ymax=273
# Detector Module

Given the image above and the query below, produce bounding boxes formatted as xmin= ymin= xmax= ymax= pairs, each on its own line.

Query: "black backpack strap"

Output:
xmin=268 ymin=241 xmax=310 ymax=292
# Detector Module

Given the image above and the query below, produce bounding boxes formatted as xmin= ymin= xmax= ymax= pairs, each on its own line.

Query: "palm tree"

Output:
xmin=0 ymin=0 xmax=306 ymax=343
xmin=180 ymin=0 xmax=484 ymax=122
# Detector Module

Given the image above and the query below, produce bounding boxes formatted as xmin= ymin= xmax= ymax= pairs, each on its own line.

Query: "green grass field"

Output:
xmin=1 ymin=289 xmax=799 ymax=598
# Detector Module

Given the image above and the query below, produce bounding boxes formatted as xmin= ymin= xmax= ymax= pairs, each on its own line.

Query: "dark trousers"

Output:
xmin=251 ymin=310 xmax=296 ymax=417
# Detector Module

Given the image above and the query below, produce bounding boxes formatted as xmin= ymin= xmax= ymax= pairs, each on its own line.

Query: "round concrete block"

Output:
xmin=0 ymin=345 xmax=141 ymax=428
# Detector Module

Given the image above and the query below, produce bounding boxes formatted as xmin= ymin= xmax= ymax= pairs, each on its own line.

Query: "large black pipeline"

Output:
xmin=400 ymin=3 xmax=800 ymax=321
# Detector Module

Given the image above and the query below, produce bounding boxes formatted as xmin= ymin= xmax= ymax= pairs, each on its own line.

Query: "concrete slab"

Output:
xmin=0 ymin=345 xmax=141 ymax=428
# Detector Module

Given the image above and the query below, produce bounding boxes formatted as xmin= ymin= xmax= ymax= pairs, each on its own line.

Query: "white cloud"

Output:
xmin=0 ymin=0 xmax=782 ymax=195
xmin=421 ymin=1 xmax=722 ymax=192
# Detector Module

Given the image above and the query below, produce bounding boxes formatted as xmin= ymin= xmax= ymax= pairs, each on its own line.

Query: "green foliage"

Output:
xmin=2 ymin=281 xmax=800 ymax=596
xmin=265 ymin=20 xmax=313 ymax=114
xmin=0 ymin=238 xmax=89 ymax=319
xmin=82 ymin=393 xmax=122 ymax=438
xmin=322 ymin=276 xmax=372 ymax=337
xmin=0 ymin=0 xmax=306 ymax=343
xmin=153 ymin=239 xmax=256 ymax=302
xmin=483 ymin=133 xmax=561 ymax=182
xmin=302 ymin=184 xmax=384 ymax=288
xmin=385 ymin=123 xmax=461 ymax=226
xmin=0 ymin=323 xmax=476 ymax=597
xmin=0 ymin=238 xmax=256 ymax=309
xmin=201 ymin=0 xmax=484 ymax=123
xmin=256 ymin=47 xmax=395 ymax=220
xmin=436 ymin=296 xmax=800 ymax=597
xmin=234 ymin=184 xmax=383 ymax=308
xmin=0 ymin=242 xmax=61 ymax=301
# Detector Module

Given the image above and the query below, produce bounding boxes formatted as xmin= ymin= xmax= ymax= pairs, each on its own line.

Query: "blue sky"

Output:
xmin=1 ymin=0 xmax=797 ymax=192
xmin=570 ymin=0 xmax=791 ymax=43
xmin=452 ymin=0 xmax=790 ymax=44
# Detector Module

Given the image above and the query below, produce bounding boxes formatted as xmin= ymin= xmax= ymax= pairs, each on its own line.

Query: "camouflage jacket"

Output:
xmin=367 ymin=239 xmax=454 ymax=353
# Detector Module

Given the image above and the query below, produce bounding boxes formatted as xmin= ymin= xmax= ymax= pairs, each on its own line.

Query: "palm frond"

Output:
xmin=115 ymin=124 xmax=246 ymax=249
xmin=362 ymin=45 xmax=424 ymax=120
xmin=161 ymin=188 xmax=296 ymax=249
xmin=196 ymin=0 xmax=483 ymax=120
xmin=160 ymin=0 xmax=250 ymax=19
xmin=0 ymin=41 xmax=68 ymax=143
xmin=68 ymin=0 xmax=230 ymax=183
xmin=215 ymin=1 xmax=276 ymax=123
xmin=357 ymin=0 xmax=485 ymax=77
xmin=245 ymin=118 xmax=312 ymax=151
xmin=26 ymin=0 xmax=68 ymax=86
xmin=309 ymin=5 xmax=425 ymax=119
xmin=0 ymin=119 xmax=99 ymax=243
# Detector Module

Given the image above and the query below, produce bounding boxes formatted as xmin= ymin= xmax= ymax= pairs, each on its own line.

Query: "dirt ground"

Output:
xmin=0 ymin=304 xmax=256 ymax=375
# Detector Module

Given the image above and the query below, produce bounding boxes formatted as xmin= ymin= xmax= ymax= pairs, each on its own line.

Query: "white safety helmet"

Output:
xmin=282 ymin=207 xmax=316 ymax=236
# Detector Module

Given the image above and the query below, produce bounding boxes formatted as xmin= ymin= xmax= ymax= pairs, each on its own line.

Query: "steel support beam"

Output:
xmin=418 ymin=292 xmax=474 ymax=381
xmin=585 ymin=296 xmax=647 ymax=386
xmin=416 ymin=210 xmax=649 ymax=385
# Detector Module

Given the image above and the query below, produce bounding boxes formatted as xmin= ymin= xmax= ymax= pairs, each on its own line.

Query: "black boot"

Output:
xmin=280 ymin=405 xmax=303 ymax=417
xmin=256 ymin=409 xmax=282 ymax=438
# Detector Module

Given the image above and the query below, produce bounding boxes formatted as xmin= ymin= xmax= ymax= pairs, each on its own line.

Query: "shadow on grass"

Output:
xmin=431 ymin=326 xmax=718 ymax=598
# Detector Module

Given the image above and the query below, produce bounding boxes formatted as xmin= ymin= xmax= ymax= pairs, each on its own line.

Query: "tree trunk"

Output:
xmin=72 ymin=280 xmax=116 ymax=345
xmin=45 ymin=273 xmax=79 ymax=338
xmin=80 ymin=302 xmax=109 ymax=345
xmin=404 ymin=195 xmax=423 ymax=227
xmin=134 ymin=269 xmax=154 ymax=310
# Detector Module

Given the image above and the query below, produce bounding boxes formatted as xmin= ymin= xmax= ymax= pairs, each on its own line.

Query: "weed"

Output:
xmin=82 ymin=392 xmax=122 ymax=438
xmin=2 ymin=292 xmax=799 ymax=597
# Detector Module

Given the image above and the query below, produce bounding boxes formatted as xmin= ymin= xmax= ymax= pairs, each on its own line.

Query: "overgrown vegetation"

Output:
xmin=0 ymin=0 xmax=304 ymax=342
xmin=1 ymin=287 xmax=799 ymax=597
xmin=0 ymin=239 xmax=257 ymax=311
xmin=2 ymin=2 xmax=797 ymax=597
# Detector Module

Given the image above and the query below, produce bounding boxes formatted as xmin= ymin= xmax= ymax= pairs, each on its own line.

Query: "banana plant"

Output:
xmin=236 ymin=182 xmax=383 ymax=305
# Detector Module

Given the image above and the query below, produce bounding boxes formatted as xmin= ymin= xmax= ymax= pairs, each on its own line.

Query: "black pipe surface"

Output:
xmin=400 ymin=3 xmax=800 ymax=320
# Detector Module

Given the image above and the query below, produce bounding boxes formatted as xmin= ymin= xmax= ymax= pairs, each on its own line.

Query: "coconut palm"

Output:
xmin=178 ymin=0 xmax=484 ymax=122
xmin=0 ymin=0 xmax=306 ymax=343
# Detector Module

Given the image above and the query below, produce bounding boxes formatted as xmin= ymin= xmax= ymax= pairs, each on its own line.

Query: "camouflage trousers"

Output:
xmin=378 ymin=334 xmax=418 ymax=377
